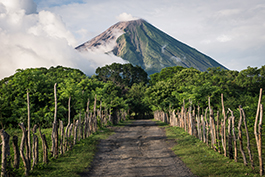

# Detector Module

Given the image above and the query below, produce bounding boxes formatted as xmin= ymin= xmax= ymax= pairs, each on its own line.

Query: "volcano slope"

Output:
xmin=80 ymin=119 xmax=195 ymax=177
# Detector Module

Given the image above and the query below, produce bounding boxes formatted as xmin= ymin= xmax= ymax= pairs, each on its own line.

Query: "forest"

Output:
xmin=0 ymin=64 xmax=265 ymax=129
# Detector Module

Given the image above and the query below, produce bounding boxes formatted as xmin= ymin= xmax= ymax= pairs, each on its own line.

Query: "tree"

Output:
xmin=95 ymin=63 xmax=148 ymax=89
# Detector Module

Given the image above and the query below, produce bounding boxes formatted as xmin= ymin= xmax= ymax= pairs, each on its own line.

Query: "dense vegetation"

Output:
xmin=0 ymin=64 xmax=264 ymax=129
xmin=146 ymin=65 xmax=265 ymax=126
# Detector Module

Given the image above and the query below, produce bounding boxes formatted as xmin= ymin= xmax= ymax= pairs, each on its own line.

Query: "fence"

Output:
xmin=154 ymin=88 xmax=264 ymax=176
xmin=0 ymin=84 xmax=128 ymax=177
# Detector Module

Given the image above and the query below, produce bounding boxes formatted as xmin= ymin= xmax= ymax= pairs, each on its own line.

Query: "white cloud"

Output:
xmin=216 ymin=35 xmax=232 ymax=43
xmin=116 ymin=12 xmax=138 ymax=22
xmin=0 ymin=0 xmax=127 ymax=79
xmin=0 ymin=0 xmax=37 ymax=14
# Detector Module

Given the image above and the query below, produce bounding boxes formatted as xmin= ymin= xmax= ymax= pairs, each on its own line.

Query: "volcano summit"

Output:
xmin=76 ymin=19 xmax=228 ymax=75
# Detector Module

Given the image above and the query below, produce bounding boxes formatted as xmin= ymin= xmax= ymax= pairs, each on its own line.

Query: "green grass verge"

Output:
xmin=154 ymin=120 xmax=259 ymax=177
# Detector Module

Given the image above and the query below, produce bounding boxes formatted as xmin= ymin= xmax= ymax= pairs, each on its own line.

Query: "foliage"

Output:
xmin=146 ymin=65 xmax=265 ymax=123
xmin=0 ymin=66 xmax=129 ymax=128
xmin=95 ymin=62 xmax=148 ymax=89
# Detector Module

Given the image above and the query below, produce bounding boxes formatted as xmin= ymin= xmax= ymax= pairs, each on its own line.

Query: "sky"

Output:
xmin=0 ymin=0 xmax=265 ymax=79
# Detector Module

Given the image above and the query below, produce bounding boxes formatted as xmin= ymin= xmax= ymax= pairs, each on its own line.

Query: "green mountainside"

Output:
xmin=76 ymin=19 xmax=228 ymax=75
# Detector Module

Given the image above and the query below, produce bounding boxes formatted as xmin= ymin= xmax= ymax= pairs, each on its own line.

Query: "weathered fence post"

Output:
xmin=204 ymin=108 xmax=209 ymax=146
xmin=51 ymin=83 xmax=58 ymax=158
xmin=38 ymin=125 xmax=48 ymax=164
xmin=254 ymin=88 xmax=263 ymax=176
xmin=65 ymin=96 xmax=71 ymax=151
xmin=201 ymin=115 xmax=206 ymax=143
xmin=216 ymin=111 xmax=221 ymax=154
xmin=78 ymin=113 xmax=82 ymax=141
xmin=31 ymin=124 xmax=38 ymax=170
xmin=258 ymin=104 xmax=263 ymax=176
xmin=238 ymin=105 xmax=247 ymax=166
xmin=59 ymin=120 xmax=64 ymax=154
xmin=240 ymin=106 xmax=254 ymax=169
xmin=19 ymin=123 xmax=30 ymax=176
xmin=12 ymin=135 xmax=20 ymax=169
xmin=227 ymin=116 xmax=233 ymax=159
xmin=210 ymin=109 xmax=216 ymax=151
xmin=0 ymin=129 xmax=10 ymax=177
xmin=27 ymin=90 xmax=31 ymax=168
xmin=228 ymin=108 xmax=237 ymax=162
xmin=74 ymin=120 xmax=79 ymax=145
xmin=221 ymin=94 xmax=227 ymax=157
xmin=93 ymin=95 xmax=97 ymax=131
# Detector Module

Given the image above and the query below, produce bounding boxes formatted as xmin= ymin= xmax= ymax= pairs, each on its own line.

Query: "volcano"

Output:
xmin=75 ymin=19 xmax=228 ymax=75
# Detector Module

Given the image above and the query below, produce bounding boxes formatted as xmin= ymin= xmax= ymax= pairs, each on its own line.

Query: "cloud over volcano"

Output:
xmin=0 ymin=0 xmax=126 ymax=79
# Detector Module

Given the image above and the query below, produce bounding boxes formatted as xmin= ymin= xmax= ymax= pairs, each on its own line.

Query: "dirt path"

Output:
xmin=80 ymin=119 xmax=195 ymax=177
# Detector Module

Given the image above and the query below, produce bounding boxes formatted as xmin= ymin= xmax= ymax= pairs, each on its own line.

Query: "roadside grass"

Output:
xmin=29 ymin=126 xmax=113 ymax=177
xmin=154 ymin=120 xmax=258 ymax=177
xmin=29 ymin=119 xmax=132 ymax=177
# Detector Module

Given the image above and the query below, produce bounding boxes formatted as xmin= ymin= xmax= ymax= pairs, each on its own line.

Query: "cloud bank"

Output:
xmin=0 ymin=0 xmax=126 ymax=79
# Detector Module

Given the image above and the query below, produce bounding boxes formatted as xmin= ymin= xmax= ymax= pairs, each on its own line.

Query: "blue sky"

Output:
xmin=0 ymin=0 xmax=265 ymax=78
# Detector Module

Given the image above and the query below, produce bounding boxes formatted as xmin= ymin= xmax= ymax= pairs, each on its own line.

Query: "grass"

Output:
xmin=29 ymin=127 xmax=113 ymax=177
xmin=28 ymin=119 xmax=132 ymax=177
xmin=154 ymin=119 xmax=259 ymax=177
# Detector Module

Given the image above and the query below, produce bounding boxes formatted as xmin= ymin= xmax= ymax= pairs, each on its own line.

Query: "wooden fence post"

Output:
xmin=52 ymin=83 xmax=58 ymax=158
xmin=221 ymin=94 xmax=227 ymax=157
xmin=93 ymin=95 xmax=97 ymax=131
xmin=19 ymin=123 xmax=30 ymax=176
xmin=204 ymin=108 xmax=209 ymax=146
xmin=216 ymin=111 xmax=221 ymax=154
xmin=38 ymin=125 xmax=48 ymax=164
xmin=238 ymin=106 xmax=247 ymax=166
xmin=59 ymin=120 xmax=64 ymax=154
xmin=258 ymin=104 xmax=263 ymax=176
xmin=78 ymin=113 xmax=82 ymax=141
xmin=0 ymin=129 xmax=10 ymax=177
xmin=228 ymin=116 xmax=233 ymax=159
xmin=74 ymin=120 xmax=78 ymax=145
xmin=254 ymin=89 xmax=263 ymax=176
xmin=241 ymin=106 xmax=254 ymax=169
xmin=27 ymin=90 xmax=31 ymax=168
xmin=210 ymin=109 xmax=216 ymax=151
xmin=201 ymin=115 xmax=206 ymax=143
xmin=31 ymin=124 xmax=38 ymax=170
xmin=228 ymin=108 xmax=237 ymax=162
xmin=12 ymin=135 xmax=20 ymax=169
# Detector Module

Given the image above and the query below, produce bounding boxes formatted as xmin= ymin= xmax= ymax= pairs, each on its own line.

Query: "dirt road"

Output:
xmin=80 ymin=119 xmax=195 ymax=177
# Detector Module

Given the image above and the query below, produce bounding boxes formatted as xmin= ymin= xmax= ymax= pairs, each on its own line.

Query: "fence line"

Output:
xmin=0 ymin=85 xmax=128 ymax=177
xmin=154 ymin=89 xmax=264 ymax=176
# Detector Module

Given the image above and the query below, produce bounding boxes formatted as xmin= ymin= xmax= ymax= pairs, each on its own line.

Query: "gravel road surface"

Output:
xmin=80 ymin=119 xmax=195 ymax=177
